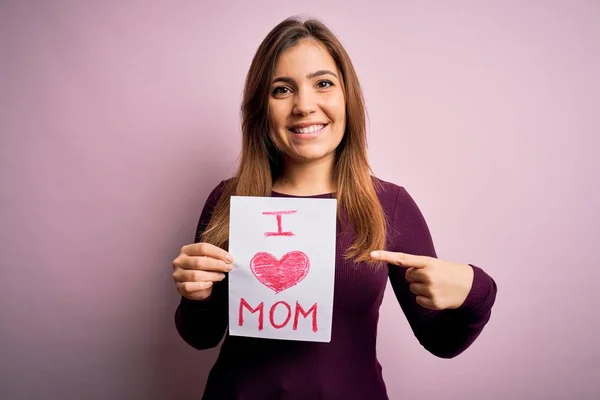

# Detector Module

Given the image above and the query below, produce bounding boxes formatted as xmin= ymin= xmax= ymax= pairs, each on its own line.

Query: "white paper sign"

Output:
xmin=228 ymin=195 xmax=337 ymax=342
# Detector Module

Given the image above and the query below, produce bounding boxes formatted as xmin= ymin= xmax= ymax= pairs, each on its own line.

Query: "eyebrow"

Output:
xmin=272 ymin=70 xmax=338 ymax=84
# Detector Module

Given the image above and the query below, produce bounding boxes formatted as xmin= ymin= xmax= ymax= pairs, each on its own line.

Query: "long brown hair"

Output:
xmin=202 ymin=16 xmax=387 ymax=264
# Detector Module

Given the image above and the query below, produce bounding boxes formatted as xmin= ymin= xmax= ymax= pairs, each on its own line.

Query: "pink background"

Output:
xmin=1 ymin=1 xmax=598 ymax=399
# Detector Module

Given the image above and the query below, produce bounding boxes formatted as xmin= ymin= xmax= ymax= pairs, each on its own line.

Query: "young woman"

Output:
xmin=172 ymin=16 xmax=497 ymax=400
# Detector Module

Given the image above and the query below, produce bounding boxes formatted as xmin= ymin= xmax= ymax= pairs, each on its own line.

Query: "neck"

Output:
xmin=272 ymin=156 xmax=335 ymax=196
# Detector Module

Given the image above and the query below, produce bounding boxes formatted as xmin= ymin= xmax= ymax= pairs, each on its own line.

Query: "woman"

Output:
xmin=172 ymin=16 xmax=497 ymax=400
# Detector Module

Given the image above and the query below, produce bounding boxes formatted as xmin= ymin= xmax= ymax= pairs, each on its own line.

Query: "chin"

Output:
xmin=287 ymin=149 xmax=335 ymax=163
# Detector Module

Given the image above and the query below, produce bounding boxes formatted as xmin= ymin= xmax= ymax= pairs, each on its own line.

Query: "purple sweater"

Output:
xmin=175 ymin=178 xmax=497 ymax=400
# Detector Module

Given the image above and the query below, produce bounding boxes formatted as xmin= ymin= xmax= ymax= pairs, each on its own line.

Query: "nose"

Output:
xmin=292 ymin=87 xmax=317 ymax=116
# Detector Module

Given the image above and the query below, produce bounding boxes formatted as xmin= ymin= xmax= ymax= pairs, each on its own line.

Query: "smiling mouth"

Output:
xmin=289 ymin=124 xmax=328 ymax=134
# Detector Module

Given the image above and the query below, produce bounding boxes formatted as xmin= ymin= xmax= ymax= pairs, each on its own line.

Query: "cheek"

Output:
xmin=268 ymin=102 xmax=289 ymax=130
xmin=325 ymin=94 xmax=346 ymax=122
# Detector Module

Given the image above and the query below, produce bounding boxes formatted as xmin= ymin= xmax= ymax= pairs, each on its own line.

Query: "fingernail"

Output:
xmin=371 ymin=251 xmax=379 ymax=258
xmin=226 ymin=264 xmax=233 ymax=271
xmin=226 ymin=254 xmax=234 ymax=262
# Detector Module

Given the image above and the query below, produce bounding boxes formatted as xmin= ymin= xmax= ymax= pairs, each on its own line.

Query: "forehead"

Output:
xmin=273 ymin=40 xmax=338 ymax=76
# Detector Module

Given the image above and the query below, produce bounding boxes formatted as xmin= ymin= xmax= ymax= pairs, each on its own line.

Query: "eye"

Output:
xmin=317 ymin=80 xmax=334 ymax=89
xmin=272 ymin=86 xmax=292 ymax=96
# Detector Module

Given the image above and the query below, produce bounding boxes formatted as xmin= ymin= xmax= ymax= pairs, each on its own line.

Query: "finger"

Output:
xmin=415 ymin=295 xmax=437 ymax=310
xmin=181 ymin=242 xmax=233 ymax=263
xmin=409 ymin=283 xmax=430 ymax=297
xmin=406 ymin=268 xmax=431 ymax=284
xmin=177 ymin=281 xmax=213 ymax=294
xmin=405 ymin=267 xmax=415 ymax=282
xmin=179 ymin=254 xmax=233 ymax=273
xmin=182 ymin=290 xmax=212 ymax=301
xmin=173 ymin=269 xmax=226 ymax=284
xmin=370 ymin=250 xmax=430 ymax=268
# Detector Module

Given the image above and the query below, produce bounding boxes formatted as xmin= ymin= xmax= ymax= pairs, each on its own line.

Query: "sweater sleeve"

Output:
xmin=387 ymin=186 xmax=497 ymax=358
xmin=174 ymin=180 xmax=230 ymax=350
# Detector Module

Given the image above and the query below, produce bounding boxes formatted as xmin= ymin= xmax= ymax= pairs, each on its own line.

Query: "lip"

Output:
xmin=286 ymin=123 xmax=328 ymax=140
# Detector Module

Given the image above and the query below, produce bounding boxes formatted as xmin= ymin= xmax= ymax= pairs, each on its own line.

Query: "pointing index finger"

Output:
xmin=370 ymin=250 xmax=429 ymax=268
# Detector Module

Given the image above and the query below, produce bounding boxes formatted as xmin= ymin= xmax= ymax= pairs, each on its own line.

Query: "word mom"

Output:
xmin=238 ymin=297 xmax=318 ymax=332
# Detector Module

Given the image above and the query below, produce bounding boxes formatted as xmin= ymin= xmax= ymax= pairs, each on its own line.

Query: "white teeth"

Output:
xmin=292 ymin=124 xmax=325 ymax=134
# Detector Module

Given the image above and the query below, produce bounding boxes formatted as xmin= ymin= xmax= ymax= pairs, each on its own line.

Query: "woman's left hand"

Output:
xmin=370 ymin=250 xmax=474 ymax=310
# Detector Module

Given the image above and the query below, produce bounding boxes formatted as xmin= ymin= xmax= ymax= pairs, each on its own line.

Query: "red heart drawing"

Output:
xmin=250 ymin=251 xmax=310 ymax=294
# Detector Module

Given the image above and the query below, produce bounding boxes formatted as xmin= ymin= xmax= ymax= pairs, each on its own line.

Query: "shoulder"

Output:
xmin=371 ymin=176 xmax=403 ymax=194
xmin=372 ymin=176 xmax=435 ymax=253
xmin=371 ymin=176 xmax=409 ymax=211
xmin=205 ymin=177 xmax=235 ymax=202
xmin=197 ymin=177 xmax=235 ymax=216
xmin=371 ymin=176 xmax=426 ymax=223
xmin=194 ymin=177 xmax=235 ymax=237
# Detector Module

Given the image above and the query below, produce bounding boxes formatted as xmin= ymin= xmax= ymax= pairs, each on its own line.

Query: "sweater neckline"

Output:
xmin=271 ymin=190 xmax=334 ymax=199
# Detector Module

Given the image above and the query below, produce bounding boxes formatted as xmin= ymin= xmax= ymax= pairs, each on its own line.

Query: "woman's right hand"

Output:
xmin=172 ymin=242 xmax=234 ymax=300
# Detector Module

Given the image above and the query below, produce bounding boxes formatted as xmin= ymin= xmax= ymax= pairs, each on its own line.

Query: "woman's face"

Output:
xmin=268 ymin=40 xmax=346 ymax=164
